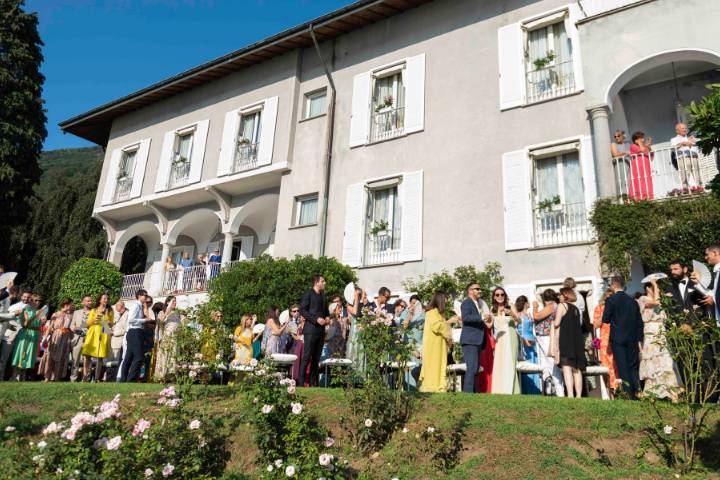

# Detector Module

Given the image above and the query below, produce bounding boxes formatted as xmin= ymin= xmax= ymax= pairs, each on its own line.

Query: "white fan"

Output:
xmin=453 ymin=300 xmax=463 ymax=318
xmin=640 ymin=272 xmax=668 ymax=283
xmin=692 ymin=260 xmax=713 ymax=296
xmin=343 ymin=282 xmax=356 ymax=304
xmin=279 ymin=309 xmax=290 ymax=325
xmin=0 ymin=272 xmax=17 ymax=289
xmin=252 ymin=323 xmax=265 ymax=335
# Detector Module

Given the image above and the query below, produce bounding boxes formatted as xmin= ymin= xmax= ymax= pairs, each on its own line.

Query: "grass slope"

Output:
xmin=1 ymin=383 xmax=718 ymax=479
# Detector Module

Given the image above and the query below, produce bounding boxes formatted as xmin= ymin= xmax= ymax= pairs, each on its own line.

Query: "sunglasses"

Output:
xmin=291 ymin=309 xmax=299 ymax=313
xmin=494 ymin=293 xmax=506 ymax=297
xmin=470 ymin=287 xmax=481 ymax=291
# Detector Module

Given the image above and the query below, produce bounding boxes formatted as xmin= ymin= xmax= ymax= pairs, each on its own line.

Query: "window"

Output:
xmin=364 ymin=183 xmax=401 ymax=264
xmin=234 ymin=110 xmax=261 ymax=172
xmin=532 ymin=149 xmax=589 ymax=246
xmin=525 ymin=17 xmax=574 ymax=102
xmin=293 ymin=194 xmax=318 ymax=227
xmin=303 ymin=89 xmax=327 ymax=119
xmin=114 ymin=148 xmax=137 ymax=202
xmin=370 ymin=70 xmax=406 ymax=142
xmin=169 ymin=129 xmax=194 ymax=189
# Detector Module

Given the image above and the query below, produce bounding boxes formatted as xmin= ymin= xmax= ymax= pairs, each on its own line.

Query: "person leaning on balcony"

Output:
xmin=671 ymin=122 xmax=701 ymax=188
xmin=81 ymin=292 xmax=114 ymax=382
xmin=610 ymin=130 xmax=628 ymax=159
xmin=119 ymin=289 xmax=151 ymax=382
xmin=628 ymin=131 xmax=654 ymax=201
xmin=69 ymin=295 xmax=92 ymax=382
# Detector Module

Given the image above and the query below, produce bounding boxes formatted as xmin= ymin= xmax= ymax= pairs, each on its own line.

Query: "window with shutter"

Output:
xmin=525 ymin=19 xmax=575 ymax=103
xmin=364 ymin=184 xmax=401 ymax=265
xmin=235 ymin=111 xmax=261 ymax=172
xmin=168 ymin=130 xmax=194 ymax=189
xmin=502 ymin=150 xmax=532 ymax=251
xmin=114 ymin=148 xmax=137 ymax=203
xmin=370 ymin=72 xmax=405 ymax=142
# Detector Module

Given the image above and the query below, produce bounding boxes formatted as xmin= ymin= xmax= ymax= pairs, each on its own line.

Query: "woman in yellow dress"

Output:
xmin=231 ymin=314 xmax=255 ymax=366
xmin=419 ymin=291 xmax=459 ymax=393
xmin=81 ymin=293 xmax=114 ymax=381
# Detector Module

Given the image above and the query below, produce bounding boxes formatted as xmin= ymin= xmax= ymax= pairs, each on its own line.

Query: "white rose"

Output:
xmin=37 ymin=441 xmax=47 ymax=449
xmin=285 ymin=465 xmax=296 ymax=477
xmin=364 ymin=419 xmax=373 ymax=427
xmin=189 ymin=420 xmax=201 ymax=430
xmin=275 ymin=459 xmax=283 ymax=467
xmin=291 ymin=402 xmax=303 ymax=415
xmin=4 ymin=426 xmax=15 ymax=432
xmin=427 ymin=427 xmax=435 ymax=433
xmin=664 ymin=425 xmax=673 ymax=435
xmin=319 ymin=453 xmax=333 ymax=466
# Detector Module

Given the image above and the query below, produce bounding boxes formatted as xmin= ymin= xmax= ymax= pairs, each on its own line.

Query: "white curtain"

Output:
xmin=239 ymin=112 xmax=260 ymax=143
xmin=562 ymin=152 xmax=584 ymax=205
xmin=178 ymin=133 xmax=193 ymax=160
xmin=308 ymin=94 xmax=326 ymax=117
xmin=373 ymin=73 xmax=405 ymax=109
xmin=120 ymin=150 xmax=136 ymax=176
xmin=299 ymin=197 xmax=318 ymax=225
xmin=536 ymin=157 xmax=559 ymax=202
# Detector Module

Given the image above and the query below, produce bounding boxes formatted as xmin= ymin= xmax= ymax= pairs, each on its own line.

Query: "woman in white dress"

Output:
xmin=154 ymin=296 xmax=180 ymax=381
xmin=490 ymin=287 xmax=520 ymax=394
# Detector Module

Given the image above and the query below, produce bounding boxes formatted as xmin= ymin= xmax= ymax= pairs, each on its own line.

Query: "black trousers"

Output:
xmin=120 ymin=329 xmax=145 ymax=382
xmin=298 ymin=334 xmax=324 ymax=387
xmin=462 ymin=344 xmax=482 ymax=393
xmin=611 ymin=341 xmax=641 ymax=397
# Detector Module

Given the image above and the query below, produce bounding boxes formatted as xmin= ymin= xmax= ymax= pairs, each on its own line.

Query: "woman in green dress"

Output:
xmin=12 ymin=294 xmax=43 ymax=380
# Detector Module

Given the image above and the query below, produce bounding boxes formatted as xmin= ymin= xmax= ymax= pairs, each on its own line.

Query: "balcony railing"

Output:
xmin=232 ymin=142 xmax=259 ymax=173
xmin=113 ymin=177 xmax=133 ymax=203
xmin=613 ymin=145 xmax=718 ymax=201
xmin=121 ymin=273 xmax=147 ymax=299
xmin=526 ymin=60 xmax=575 ymax=103
xmin=533 ymin=201 xmax=590 ymax=247
xmin=370 ymin=107 xmax=405 ymax=142
xmin=168 ymin=158 xmax=191 ymax=189
xmin=364 ymin=232 xmax=401 ymax=265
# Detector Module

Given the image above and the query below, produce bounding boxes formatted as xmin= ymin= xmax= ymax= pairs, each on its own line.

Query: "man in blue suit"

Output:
xmin=602 ymin=275 xmax=644 ymax=398
xmin=460 ymin=282 xmax=490 ymax=393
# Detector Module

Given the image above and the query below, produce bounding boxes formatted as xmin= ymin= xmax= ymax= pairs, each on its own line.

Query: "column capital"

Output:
xmin=587 ymin=103 xmax=611 ymax=118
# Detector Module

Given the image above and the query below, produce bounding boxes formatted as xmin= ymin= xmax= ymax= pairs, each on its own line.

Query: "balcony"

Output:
xmin=168 ymin=158 xmax=191 ymax=189
xmin=120 ymin=263 xmax=224 ymax=300
xmin=364 ymin=232 xmax=401 ymax=266
xmin=526 ymin=60 xmax=575 ymax=103
xmin=113 ymin=177 xmax=133 ymax=203
xmin=370 ymin=107 xmax=405 ymax=142
xmin=533 ymin=201 xmax=591 ymax=247
xmin=232 ymin=142 xmax=259 ymax=173
xmin=613 ymin=145 xmax=718 ymax=201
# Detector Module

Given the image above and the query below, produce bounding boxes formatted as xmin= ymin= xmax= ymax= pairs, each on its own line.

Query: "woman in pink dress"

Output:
xmin=628 ymin=131 xmax=654 ymax=200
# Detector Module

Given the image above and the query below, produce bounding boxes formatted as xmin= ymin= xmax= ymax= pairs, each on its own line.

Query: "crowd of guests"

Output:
xmin=1 ymin=242 xmax=718 ymax=399
xmin=610 ymin=122 xmax=704 ymax=200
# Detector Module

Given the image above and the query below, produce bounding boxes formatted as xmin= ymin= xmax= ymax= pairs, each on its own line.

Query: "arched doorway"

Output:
xmin=120 ymin=236 xmax=148 ymax=274
xmin=605 ymin=49 xmax=720 ymax=200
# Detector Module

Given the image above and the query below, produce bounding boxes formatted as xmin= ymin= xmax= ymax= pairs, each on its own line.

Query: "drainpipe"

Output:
xmin=309 ymin=24 xmax=336 ymax=258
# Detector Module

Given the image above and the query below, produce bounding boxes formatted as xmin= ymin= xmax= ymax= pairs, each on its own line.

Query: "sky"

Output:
xmin=25 ymin=0 xmax=350 ymax=151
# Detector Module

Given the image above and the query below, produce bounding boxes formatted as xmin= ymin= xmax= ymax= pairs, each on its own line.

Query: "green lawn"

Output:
xmin=1 ymin=383 xmax=718 ymax=479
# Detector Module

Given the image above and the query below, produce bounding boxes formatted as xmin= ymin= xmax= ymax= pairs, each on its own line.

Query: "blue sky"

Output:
xmin=26 ymin=0 xmax=349 ymax=151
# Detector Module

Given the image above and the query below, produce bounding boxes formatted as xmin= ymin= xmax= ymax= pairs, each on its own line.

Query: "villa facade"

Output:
xmin=60 ymin=0 xmax=720 ymax=309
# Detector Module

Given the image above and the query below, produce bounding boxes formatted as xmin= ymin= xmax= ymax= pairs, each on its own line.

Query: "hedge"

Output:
xmin=208 ymin=255 xmax=357 ymax=328
xmin=56 ymin=258 xmax=123 ymax=305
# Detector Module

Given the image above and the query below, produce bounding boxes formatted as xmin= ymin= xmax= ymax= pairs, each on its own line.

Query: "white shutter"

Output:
xmin=580 ymin=135 xmax=597 ymax=212
xmin=257 ymin=96 xmax=278 ymax=167
xmin=504 ymin=284 xmax=535 ymax=304
xmin=566 ymin=4 xmax=585 ymax=93
xmin=188 ymin=119 xmax=209 ymax=184
xmin=349 ymin=71 xmax=371 ymax=147
xmin=497 ymin=23 xmax=525 ymax=110
xmin=130 ymin=138 xmax=151 ymax=199
xmin=342 ymin=183 xmax=365 ymax=267
xmin=155 ymin=131 xmax=175 ymax=192
xmin=403 ymin=53 xmax=425 ymax=134
xmin=101 ymin=149 xmax=122 ymax=206
xmin=218 ymin=109 xmax=240 ymax=176
xmin=239 ymin=236 xmax=254 ymax=260
xmin=399 ymin=170 xmax=423 ymax=262
xmin=502 ymin=149 xmax=532 ymax=250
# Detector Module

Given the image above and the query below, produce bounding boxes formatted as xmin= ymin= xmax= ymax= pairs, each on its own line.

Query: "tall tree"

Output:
xmin=0 ymin=0 xmax=47 ymax=271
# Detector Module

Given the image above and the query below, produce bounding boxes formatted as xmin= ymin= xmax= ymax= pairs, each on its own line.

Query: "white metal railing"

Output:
xmin=613 ymin=145 xmax=717 ymax=201
xmin=160 ymin=263 xmax=222 ymax=295
xmin=526 ymin=60 xmax=575 ymax=103
xmin=370 ymin=107 xmax=405 ymax=142
xmin=113 ymin=177 xmax=133 ymax=203
xmin=121 ymin=273 xmax=147 ymax=299
xmin=364 ymin=232 xmax=401 ymax=265
xmin=168 ymin=158 xmax=191 ymax=189
xmin=233 ymin=142 xmax=259 ymax=173
xmin=533 ymin=201 xmax=590 ymax=247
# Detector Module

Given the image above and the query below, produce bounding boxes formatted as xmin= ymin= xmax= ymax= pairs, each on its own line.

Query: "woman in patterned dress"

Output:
xmin=593 ymin=289 xmax=618 ymax=397
xmin=39 ymin=299 xmax=74 ymax=381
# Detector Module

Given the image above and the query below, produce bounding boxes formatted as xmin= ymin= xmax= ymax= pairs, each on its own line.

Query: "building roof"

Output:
xmin=58 ymin=0 xmax=433 ymax=146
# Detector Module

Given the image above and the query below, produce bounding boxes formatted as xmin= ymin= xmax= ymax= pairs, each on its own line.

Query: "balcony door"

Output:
xmin=534 ymin=151 xmax=585 ymax=244
xmin=364 ymin=184 xmax=401 ymax=265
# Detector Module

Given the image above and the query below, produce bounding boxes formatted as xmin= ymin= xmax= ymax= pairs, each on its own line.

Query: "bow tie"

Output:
xmin=679 ymin=280 xmax=687 ymax=285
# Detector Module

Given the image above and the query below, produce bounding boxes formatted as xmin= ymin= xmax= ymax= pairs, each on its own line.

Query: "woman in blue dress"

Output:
xmin=515 ymin=295 xmax=541 ymax=394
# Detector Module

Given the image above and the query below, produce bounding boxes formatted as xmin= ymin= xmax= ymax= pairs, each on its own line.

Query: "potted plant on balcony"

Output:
xmin=537 ymin=195 xmax=561 ymax=212
xmin=532 ymin=51 xmax=556 ymax=71
xmin=374 ymin=95 xmax=394 ymax=113
xmin=172 ymin=154 xmax=189 ymax=167
xmin=369 ymin=219 xmax=390 ymax=237
xmin=237 ymin=137 xmax=251 ymax=146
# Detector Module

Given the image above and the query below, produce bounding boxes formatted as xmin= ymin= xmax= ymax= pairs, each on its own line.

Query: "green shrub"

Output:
xmin=209 ymin=255 xmax=356 ymax=328
xmin=402 ymin=263 xmax=503 ymax=317
xmin=56 ymin=258 xmax=123 ymax=305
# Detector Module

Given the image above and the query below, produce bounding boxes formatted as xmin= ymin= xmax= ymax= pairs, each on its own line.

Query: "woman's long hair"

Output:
xmin=94 ymin=292 xmax=109 ymax=313
xmin=425 ymin=291 xmax=447 ymax=314
xmin=491 ymin=287 xmax=510 ymax=314
xmin=266 ymin=305 xmax=279 ymax=322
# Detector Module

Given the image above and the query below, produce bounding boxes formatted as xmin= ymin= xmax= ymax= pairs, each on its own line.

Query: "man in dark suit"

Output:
xmin=368 ymin=286 xmax=395 ymax=316
xmin=602 ymin=275 xmax=644 ymax=398
xmin=665 ymin=259 xmax=706 ymax=321
xmin=460 ymin=282 xmax=490 ymax=393
xmin=298 ymin=274 xmax=329 ymax=387
xmin=692 ymin=245 xmax=720 ymax=323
